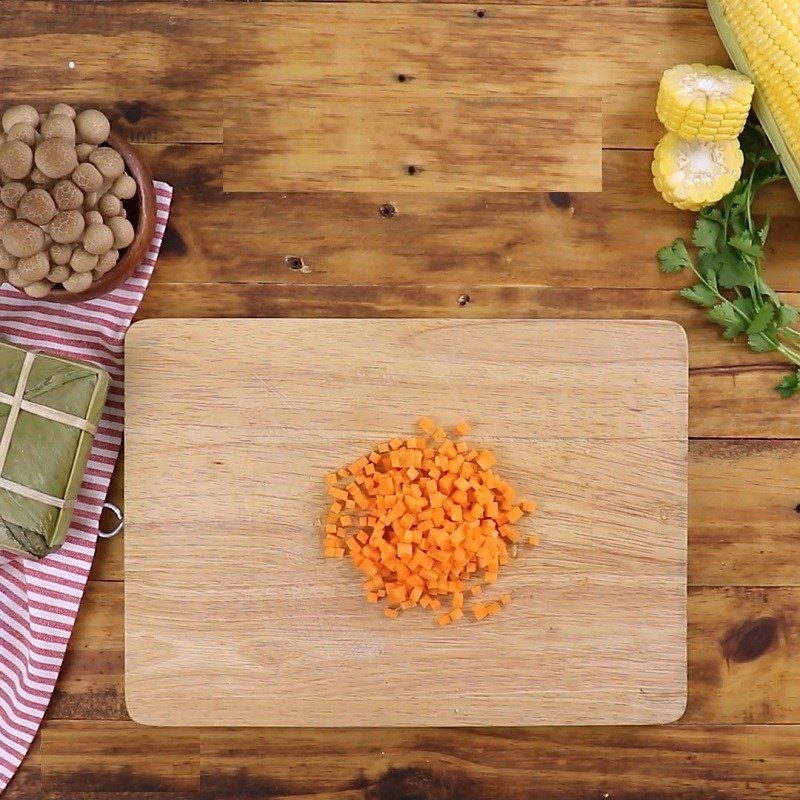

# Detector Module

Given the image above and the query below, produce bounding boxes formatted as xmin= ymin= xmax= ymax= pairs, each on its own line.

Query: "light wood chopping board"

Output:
xmin=124 ymin=319 xmax=688 ymax=727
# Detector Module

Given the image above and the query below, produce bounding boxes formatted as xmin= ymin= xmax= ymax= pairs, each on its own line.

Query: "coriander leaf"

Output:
xmin=718 ymin=250 xmax=752 ymax=289
xmin=757 ymin=215 xmax=771 ymax=244
xmin=733 ymin=296 xmax=756 ymax=318
xmin=747 ymin=332 xmax=777 ymax=353
xmin=708 ymin=301 xmax=748 ymax=339
xmin=776 ymin=305 xmax=800 ymax=328
xmin=693 ymin=217 xmax=722 ymax=252
xmin=776 ymin=369 xmax=800 ymax=399
xmin=700 ymin=207 xmax=725 ymax=225
xmin=747 ymin=303 xmax=775 ymax=334
xmin=729 ymin=234 xmax=764 ymax=259
xmin=658 ymin=239 xmax=693 ymax=273
xmin=680 ymin=283 xmax=718 ymax=308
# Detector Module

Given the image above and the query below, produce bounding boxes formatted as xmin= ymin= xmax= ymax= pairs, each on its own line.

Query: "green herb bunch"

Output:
xmin=658 ymin=122 xmax=800 ymax=398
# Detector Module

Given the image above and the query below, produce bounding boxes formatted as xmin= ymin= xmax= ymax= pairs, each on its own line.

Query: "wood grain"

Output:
xmin=37 ymin=720 xmax=800 ymax=799
xmin=223 ymin=96 xmax=602 ymax=192
xmin=142 ymin=146 xmax=800 ymax=293
xmin=51 ymin=583 xmax=800 ymax=724
xmin=124 ymin=319 xmax=687 ymax=726
xmin=0 ymin=3 xmax=724 ymax=147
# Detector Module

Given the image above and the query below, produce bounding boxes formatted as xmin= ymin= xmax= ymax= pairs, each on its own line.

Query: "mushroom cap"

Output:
xmin=0 ymin=140 xmax=34 ymax=180
xmin=71 ymin=162 xmax=103 ymax=193
xmin=40 ymin=114 xmax=76 ymax=142
xmin=97 ymin=193 xmax=122 ymax=218
xmin=1 ymin=220 xmax=46 ymax=258
xmin=6 ymin=122 xmax=37 ymax=148
xmin=0 ymin=182 xmax=26 ymax=210
xmin=82 ymin=191 xmax=99 ymax=211
xmin=111 ymin=173 xmax=136 ymax=200
xmin=47 ymin=263 xmax=72 ymax=283
xmin=16 ymin=252 xmax=51 ymax=282
xmin=23 ymin=279 xmax=53 ymax=298
xmin=83 ymin=222 xmax=115 ymax=255
xmin=75 ymin=143 xmax=95 ymax=163
xmin=49 ymin=210 xmax=85 ymax=244
xmin=34 ymin=137 xmax=78 ymax=179
xmin=29 ymin=167 xmax=55 ymax=187
xmin=107 ymin=216 xmax=135 ymax=249
xmin=84 ymin=209 xmax=103 ymax=226
xmin=69 ymin=246 xmax=98 ymax=273
xmin=88 ymin=147 xmax=124 ymax=180
xmin=17 ymin=188 xmax=57 ymax=226
xmin=49 ymin=243 xmax=73 ymax=266
xmin=0 ymin=243 xmax=16 ymax=271
xmin=95 ymin=248 xmax=119 ymax=275
xmin=63 ymin=269 xmax=93 ymax=294
xmin=52 ymin=180 xmax=84 ymax=211
xmin=0 ymin=205 xmax=14 ymax=231
xmin=50 ymin=104 xmax=76 ymax=120
xmin=6 ymin=266 xmax=35 ymax=289
xmin=74 ymin=109 xmax=110 ymax=146
xmin=2 ymin=105 xmax=39 ymax=134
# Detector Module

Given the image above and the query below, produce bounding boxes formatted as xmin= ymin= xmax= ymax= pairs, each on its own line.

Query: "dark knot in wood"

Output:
xmin=722 ymin=616 xmax=780 ymax=664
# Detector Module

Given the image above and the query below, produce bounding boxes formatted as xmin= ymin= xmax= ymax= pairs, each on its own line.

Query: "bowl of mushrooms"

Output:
xmin=0 ymin=104 xmax=156 ymax=302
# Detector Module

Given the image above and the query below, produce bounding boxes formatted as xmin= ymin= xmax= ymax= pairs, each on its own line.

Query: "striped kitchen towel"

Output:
xmin=0 ymin=181 xmax=172 ymax=793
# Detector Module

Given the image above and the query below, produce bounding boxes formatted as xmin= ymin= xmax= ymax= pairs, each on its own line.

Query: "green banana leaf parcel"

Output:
xmin=0 ymin=341 xmax=109 ymax=557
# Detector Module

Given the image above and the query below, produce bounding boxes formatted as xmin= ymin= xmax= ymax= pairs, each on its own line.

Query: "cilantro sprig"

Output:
xmin=658 ymin=122 xmax=800 ymax=398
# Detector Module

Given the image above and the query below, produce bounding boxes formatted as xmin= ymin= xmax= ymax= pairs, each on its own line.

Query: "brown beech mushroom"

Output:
xmin=71 ymin=162 xmax=103 ymax=193
xmin=95 ymin=248 xmax=119 ymax=275
xmin=29 ymin=167 xmax=54 ymax=187
xmin=75 ymin=143 xmax=95 ymax=163
xmin=97 ymin=192 xmax=122 ymax=218
xmin=17 ymin=188 xmax=56 ymax=226
xmin=34 ymin=137 xmax=78 ymax=179
xmin=0 ymin=205 xmax=14 ymax=231
xmin=6 ymin=123 xmax=37 ymax=148
xmin=46 ymin=263 xmax=71 ymax=283
xmin=74 ymin=109 xmax=110 ymax=146
xmin=69 ymin=246 xmax=98 ymax=273
xmin=1 ymin=105 xmax=39 ymax=134
xmin=49 ymin=210 xmax=85 ymax=244
xmin=88 ymin=147 xmax=124 ymax=180
xmin=15 ymin=252 xmax=50 ymax=283
xmin=0 ymin=182 xmax=26 ymax=209
xmin=40 ymin=114 xmax=76 ymax=142
xmin=23 ymin=280 xmax=52 ymax=298
xmin=84 ymin=209 xmax=103 ymax=226
xmin=51 ymin=180 xmax=83 ymax=211
xmin=0 ymin=244 xmax=16 ymax=272
xmin=111 ymin=173 xmax=136 ymax=199
xmin=63 ymin=270 xmax=93 ymax=293
xmin=49 ymin=243 xmax=73 ymax=265
xmin=50 ymin=104 xmax=76 ymax=120
xmin=107 ymin=216 xmax=134 ymax=249
xmin=83 ymin=222 xmax=114 ymax=255
xmin=82 ymin=191 xmax=99 ymax=211
xmin=6 ymin=267 xmax=33 ymax=289
xmin=0 ymin=140 xmax=34 ymax=180
xmin=1 ymin=220 xmax=46 ymax=258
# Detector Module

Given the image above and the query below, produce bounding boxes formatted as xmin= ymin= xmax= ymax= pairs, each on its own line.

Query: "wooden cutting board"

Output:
xmin=124 ymin=319 xmax=688 ymax=727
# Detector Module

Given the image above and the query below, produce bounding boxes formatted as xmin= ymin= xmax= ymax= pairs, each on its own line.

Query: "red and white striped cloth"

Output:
xmin=0 ymin=181 xmax=172 ymax=793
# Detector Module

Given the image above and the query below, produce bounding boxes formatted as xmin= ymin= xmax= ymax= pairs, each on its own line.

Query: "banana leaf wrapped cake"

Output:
xmin=0 ymin=341 xmax=109 ymax=557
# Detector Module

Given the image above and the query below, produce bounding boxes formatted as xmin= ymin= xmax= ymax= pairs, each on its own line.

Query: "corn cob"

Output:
xmin=657 ymin=63 xmax=754 ymax=141
xmin=708 ymin=0 xmax=800 ymax=199
xmin=652 ymin=132 xmax=744 ymax=211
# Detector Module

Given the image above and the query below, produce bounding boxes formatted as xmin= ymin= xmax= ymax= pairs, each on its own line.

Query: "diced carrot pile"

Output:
xmin=322 ymin=418 xmax=539 ymax=625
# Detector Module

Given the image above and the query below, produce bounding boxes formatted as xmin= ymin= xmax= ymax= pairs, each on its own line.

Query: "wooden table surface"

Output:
xmin=3 ymin=1 xmax=800 ymax=798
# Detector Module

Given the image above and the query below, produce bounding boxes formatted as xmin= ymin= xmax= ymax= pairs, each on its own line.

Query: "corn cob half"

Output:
xmin=657 ymin=63 xmax=754 ymax=141
xmin=652 ymin=132 xmax=744 ymax=211
xmin=708 ymin=0 xmax=800 ymax=199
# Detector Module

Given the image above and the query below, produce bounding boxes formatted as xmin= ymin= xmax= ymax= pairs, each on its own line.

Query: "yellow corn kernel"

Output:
xmin=709 ymin=0 xmax=800 ymax=198
xmin=652 ymin=132 xmax=744 ymax=211
xmin=657 ymin=63 xmax=754 ymax=141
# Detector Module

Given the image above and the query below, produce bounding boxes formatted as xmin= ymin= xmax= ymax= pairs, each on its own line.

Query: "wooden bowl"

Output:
xmin=44 ymin=130 xmax=156 ymax=303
